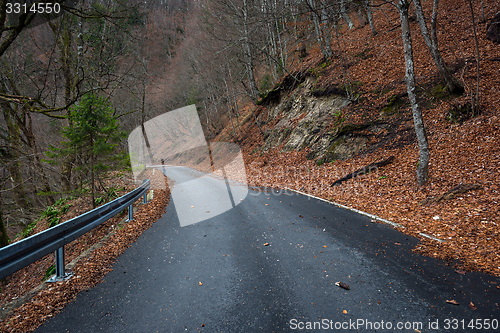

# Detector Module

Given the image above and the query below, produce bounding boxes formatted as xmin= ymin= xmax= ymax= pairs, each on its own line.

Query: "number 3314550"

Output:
xmin=6 ymin=2 xmax=61 ymax=14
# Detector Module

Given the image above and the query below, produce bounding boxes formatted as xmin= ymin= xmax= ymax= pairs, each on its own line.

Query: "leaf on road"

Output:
xmin=191 ymin=205 xmax=194 ymax=208
xmin=263 ymin=242 xmax=270 ymax=246
xmin=335 ymin=281 xmax=350 ymax=290
xmin=299 ymin=215 xmax=303 ymax=218
xmin=342 ymin=310 xmax=348 ymax=314
xmin=395 ymin=242 xmax=401 ymax=246
xmin=455 ymin=269 xmax=466 ymax=275
xmin=469 ymin=302 xmax=477 ymax=310
xmin=323 ymin=245 xmax=327 ymax=248
xmin=198 ymin=281 xmax=203 ymax=286
xmin=446 ymin=299 xmax=459 ymax=305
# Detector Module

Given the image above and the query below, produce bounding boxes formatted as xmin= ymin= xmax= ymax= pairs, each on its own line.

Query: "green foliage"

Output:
xmin=94 ymin=186 xmax=120 ymax=206
xmin=44 ymin=265 xmax=56 ymax=281
xmin=20 ymin=221 xmax=38 ymax=239
xmin=46 ymin=94 xmax=125 ymax=176
xmin=333 ymin=110 xmax=346 ymax=126
xmin=45 ymin=94 xmax=125 ymax=207
xmin=40 ymin=198 xmax=73 ymax=228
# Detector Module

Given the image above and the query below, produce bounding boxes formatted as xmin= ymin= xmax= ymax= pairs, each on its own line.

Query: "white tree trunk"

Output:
xmin=399 ymin=0 xmax=429 ymax=186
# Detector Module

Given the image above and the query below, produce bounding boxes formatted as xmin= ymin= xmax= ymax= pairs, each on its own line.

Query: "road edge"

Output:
xmin=284 ymin=187 xmax=444 ymax=243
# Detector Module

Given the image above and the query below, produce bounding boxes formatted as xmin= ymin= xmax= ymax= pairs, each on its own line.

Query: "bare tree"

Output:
xmin=413 ymin=0 xmax=463 ymax=94
xmin=397 ymin=0 xmax=429 ymax=186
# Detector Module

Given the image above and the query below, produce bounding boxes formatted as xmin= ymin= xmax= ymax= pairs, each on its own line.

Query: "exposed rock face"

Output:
xmin=486 ymin=12 xmax=500 ymax=44
xmin=261 ymin=77 xmax=351 ymax=157
xmin=259 ymin=76 xmax=393 ymax=162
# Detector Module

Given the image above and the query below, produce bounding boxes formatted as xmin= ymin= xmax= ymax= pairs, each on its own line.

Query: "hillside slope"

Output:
xmin=220 ymin=0 xmax=500 ymax=276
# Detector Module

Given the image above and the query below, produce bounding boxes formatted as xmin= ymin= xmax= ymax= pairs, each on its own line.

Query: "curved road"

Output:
xmin=36 ymin=167 xmax=500 ymax=332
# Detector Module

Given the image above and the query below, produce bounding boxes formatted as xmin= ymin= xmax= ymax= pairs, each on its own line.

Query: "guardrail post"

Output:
xmin=128 ymin=204 xmax=134 ymax=221
xmin=143 ymin=179 xmax=148 ymax=204
xmin=47 ymin=247 xmax=73 ymax=282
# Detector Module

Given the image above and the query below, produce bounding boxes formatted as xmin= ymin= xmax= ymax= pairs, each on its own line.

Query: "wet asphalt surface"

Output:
xmin=36 ymin=167 xmax=500 ymax=332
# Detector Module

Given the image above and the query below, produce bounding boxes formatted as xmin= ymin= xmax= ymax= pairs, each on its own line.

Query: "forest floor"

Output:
xmin=216 ymin=0 xmax=500 ymax=277
xmin=0 ymin=170 xmax=170 ymax=332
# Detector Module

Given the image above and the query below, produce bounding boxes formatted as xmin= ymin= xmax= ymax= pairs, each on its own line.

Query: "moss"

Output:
xmin=334 ymin=123 xmax=370 ymax=136
xmin=380 ymin=93 xmax=407 ymax=116
xmin=256 ymin=83 xmax=281 ymax=105
xmin=431 ymin=83 xmax=448 ymax=100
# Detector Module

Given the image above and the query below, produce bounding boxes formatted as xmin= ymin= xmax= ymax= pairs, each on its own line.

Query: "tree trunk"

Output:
xmin=90 ymin=132 xmax=96 ymax=209
xmin=341 ymin=0 xmax=355 ymax=29
xmin=413 ymin=0 xmax=464 ymax=94
xmin=242 ymin=0 xmax=259 ymax=100
xmin=1 ymin=108 xmax=31 ymax=209
xmin=366 ymin=0 xmax=377 ymax=35
xmin=399 ymin=0 xmax=429 ymax=186
xmin=306 ymin=0 xmax=332 ymax=60
xmin=467 ymin=0 xmax=480 ymax=113
xmin=0 ymin=204 xmax=9 ymax=248
xmin=321 ymin=8 xmax=333 ymax=58
xmin=49 ymin=19 xmax=76 ymax=192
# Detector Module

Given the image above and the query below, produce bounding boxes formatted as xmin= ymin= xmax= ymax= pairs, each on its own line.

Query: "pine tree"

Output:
xmin=46 ymin=94 xmax=126 ymax=208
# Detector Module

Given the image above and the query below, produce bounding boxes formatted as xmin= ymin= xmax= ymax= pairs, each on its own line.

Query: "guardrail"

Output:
xmin=0 ymin=179 xmax=150 ymax=282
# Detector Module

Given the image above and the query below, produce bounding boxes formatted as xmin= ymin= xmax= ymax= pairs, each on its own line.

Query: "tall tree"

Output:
xmin=397 ymin=0 xmax=429 ymax=186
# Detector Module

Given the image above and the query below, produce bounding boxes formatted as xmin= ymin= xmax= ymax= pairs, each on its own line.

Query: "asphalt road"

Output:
xmin=36 ymin=167 xmax=500 ymax=332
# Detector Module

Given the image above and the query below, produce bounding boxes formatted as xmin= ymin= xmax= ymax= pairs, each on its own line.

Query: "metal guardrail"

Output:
xmin=0 ymin=179 xmax=150 ymax=282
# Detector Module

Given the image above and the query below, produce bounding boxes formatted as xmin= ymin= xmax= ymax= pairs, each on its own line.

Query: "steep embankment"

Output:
xmin=219 ymin=0 xmax=500 ymax=276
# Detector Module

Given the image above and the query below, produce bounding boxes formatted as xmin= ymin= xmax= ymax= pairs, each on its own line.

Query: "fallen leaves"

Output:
xmin=446 ymin=299 xmax=459 ymax=305
xmin=263 ymin=243 xmax=270 ymax=246
xmin=335 ymin=281 xmax=350 ymax=290
xmin=198 ymin=282 xmax=203 ymax=286
xmin=469 ymin=302 xmax=477 ymax=310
